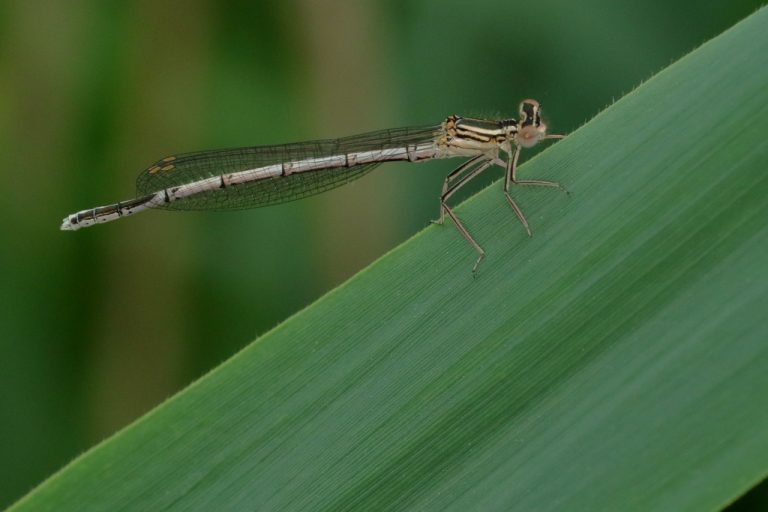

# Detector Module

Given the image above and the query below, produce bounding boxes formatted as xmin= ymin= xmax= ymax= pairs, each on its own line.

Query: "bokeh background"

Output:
xmin=0 ymin=0 xmax=763 ymax=507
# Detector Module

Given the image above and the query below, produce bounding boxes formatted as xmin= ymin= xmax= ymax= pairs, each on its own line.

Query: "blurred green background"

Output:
xmin=0 ymin=0 xmax=763 ymax=507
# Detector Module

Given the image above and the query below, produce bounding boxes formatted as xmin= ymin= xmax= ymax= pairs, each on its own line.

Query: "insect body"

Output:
xmin=61 ymin=99 xmax=565 ymax=272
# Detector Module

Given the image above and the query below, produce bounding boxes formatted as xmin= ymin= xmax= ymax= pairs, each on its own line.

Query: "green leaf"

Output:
xmin=12 ymin=7 xmax=768 ymax=511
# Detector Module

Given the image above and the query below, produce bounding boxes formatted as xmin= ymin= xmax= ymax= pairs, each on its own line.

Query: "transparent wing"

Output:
xmin=136 ymin=125 xmax=440 ymax=211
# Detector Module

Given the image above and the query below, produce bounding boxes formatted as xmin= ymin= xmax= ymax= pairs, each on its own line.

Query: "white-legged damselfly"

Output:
xmin=61 ymin=99 xmax=565 ymax=272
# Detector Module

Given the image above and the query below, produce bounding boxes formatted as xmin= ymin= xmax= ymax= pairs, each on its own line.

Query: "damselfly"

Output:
xmin=61 ymin=99 xmax=565 ymax=272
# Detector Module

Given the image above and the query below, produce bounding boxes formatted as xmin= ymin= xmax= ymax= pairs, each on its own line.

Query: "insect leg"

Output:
xmin=436 ymin=157 xmax=494 ymax=273
xmin=431 ymin=155 xmax=488 ymax=225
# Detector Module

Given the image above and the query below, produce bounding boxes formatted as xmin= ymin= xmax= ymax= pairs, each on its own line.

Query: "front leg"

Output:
xmin=503 ymin=136 xmax=568 ymax=235
xmin=506 ymin=142 xmax=566 ymax=190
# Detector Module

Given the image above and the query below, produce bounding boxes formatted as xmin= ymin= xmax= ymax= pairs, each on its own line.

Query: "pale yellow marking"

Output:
xmin=161 ymin=164 xmax=175 ymax=171
xmin=147 ymin=165 xmax=162 ymax=174
xmin=162 ymin=156 xmax=177 ymax=162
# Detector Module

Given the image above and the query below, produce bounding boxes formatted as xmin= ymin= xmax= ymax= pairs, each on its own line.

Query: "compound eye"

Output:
xmin=519 ymin=99 xmax=541 ymax=127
